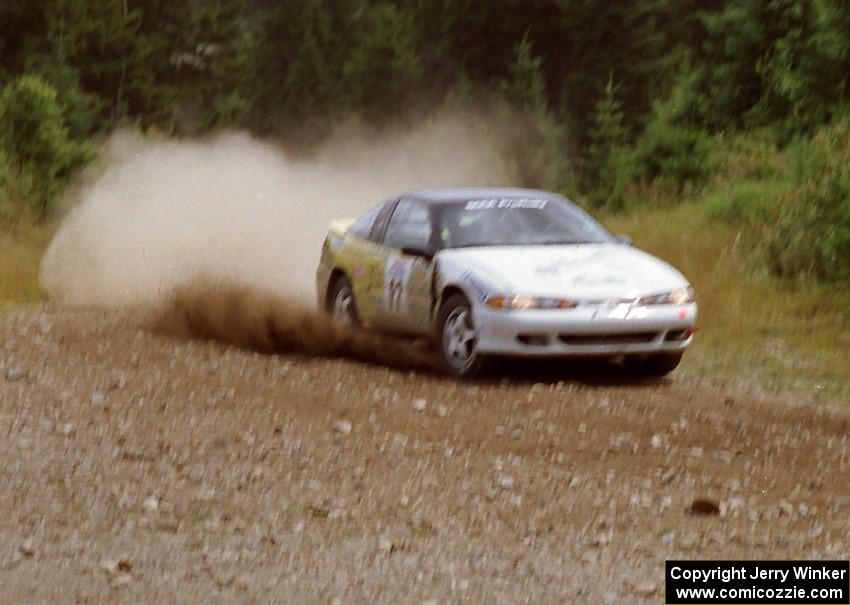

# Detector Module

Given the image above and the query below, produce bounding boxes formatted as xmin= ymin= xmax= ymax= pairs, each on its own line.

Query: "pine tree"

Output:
xmin=342 ymin=2 xmax=423 ymax=121
xmin=586 ymin=76 xmax=629 ymax=206
xmin=501 ymin=34 xmax=548 ymax=115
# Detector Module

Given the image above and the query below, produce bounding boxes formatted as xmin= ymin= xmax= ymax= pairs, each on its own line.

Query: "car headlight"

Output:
xmin=486 ymin=295 xmax=577 ymax=310
xmin=638 ymin=286 xmax=695 ymax=306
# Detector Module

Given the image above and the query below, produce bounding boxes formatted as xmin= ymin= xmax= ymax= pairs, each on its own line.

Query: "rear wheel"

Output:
xmin=328 ymin=276 xmax=359 ymax=325
xmin=633 ymin=352 xmax=683 ymax=377
xmin=437 ymin=294 xmax=487 ymax=378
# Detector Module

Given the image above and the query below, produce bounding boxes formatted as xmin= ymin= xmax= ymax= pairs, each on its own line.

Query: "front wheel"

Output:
xmin=437 ymin=294 xmax=487 ymax=378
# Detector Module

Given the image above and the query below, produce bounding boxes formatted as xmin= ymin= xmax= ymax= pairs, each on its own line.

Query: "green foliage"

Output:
xmin=586 ymin=77 xmax=630 ymax=207
xmin=628 ymin=75 xmax=714 ymax=193
xmin=26 ymin=56 xmax=101 ymax=140
xmin=557 ymin=0 xmax=683 ymax=146
xmin=700 ymin=136 xmax=790 ymax=226
xmin=710 ymin=132 xmax=787 ymax=182
xmin=501 ymin=35 xmax=547 ymax=115
xmin=0 ymin=75 xmax=89 ymax=218
xmin=171 ymin=2 xmax=253 ymax=133
xmin=39 ymin=0 xmax=249 ymax=132
xmin=249 ymin=0 xmax=352 ymax=134
xmin=0 ymin=0 xmax=849 ymax=291
xmin=342 ymin=3 xmax=423 ymax=120
xmin=703 ymin=179 xmax=790 ymax=225
xmin=45 ymin=0 xmax=143 ymax=124
xmin=690 ymin=0 xmax=850 ymax=138
xmin=765 ymin=121 xmax=850 ymax=283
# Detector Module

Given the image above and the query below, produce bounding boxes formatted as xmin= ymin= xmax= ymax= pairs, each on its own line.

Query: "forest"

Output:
xmin=1 ymin=0 xmax=849 ymax=286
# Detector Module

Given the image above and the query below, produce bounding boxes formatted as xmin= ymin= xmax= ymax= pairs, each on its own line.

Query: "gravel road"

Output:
xmin=1 ymin=307 xmax=848 ymax=604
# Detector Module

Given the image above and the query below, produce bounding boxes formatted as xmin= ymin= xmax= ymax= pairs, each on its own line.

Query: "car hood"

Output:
xmin=439 ymin=244 xmax=690 ymax=300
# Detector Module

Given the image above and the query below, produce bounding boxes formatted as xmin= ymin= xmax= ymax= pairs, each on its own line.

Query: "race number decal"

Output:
xmin=384 ymin=258 xmax=412 ymax=312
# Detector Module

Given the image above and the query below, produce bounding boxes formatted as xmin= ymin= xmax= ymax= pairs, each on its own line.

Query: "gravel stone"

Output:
xmin=5 ymin=367 xmax=24 ymax=382
xmin=334 ymin=420 xmax=352 ymax=435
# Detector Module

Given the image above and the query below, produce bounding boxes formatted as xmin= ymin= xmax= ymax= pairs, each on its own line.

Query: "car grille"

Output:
xmin=558 ymin=332 xmax=658 ymax=346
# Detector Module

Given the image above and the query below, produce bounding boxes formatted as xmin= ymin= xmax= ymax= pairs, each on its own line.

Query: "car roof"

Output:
xmin=401 ymin=187 xmax=569 ymax=205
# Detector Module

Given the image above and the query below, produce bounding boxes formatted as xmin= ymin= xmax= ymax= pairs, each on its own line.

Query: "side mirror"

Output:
xmin=617 ymin=234 xmax=633 ymax=246
xmin=401 ymin=246 xmax=435 ymax=260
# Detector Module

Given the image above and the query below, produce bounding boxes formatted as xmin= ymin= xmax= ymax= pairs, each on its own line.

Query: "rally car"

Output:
xmin=316 ymin=188 xmax=697 ymax=378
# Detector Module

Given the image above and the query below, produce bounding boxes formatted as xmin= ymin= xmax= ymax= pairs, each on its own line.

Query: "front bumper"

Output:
xmin=475 ymin=302 xmax=697 ymax=357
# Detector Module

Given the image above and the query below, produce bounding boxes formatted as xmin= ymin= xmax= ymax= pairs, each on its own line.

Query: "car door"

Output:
xmin=331 ymin=199 xmax=388 ymax=325
xmin=351 ymin=199 xmax=399 ymax=326
xmin=374 ymin=199 xmax=436 ymax=335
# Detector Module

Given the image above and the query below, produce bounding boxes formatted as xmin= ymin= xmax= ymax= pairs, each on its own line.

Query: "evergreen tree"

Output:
xmin=342 ymin=2 xmax=423 ymax=121
xmin=501 ymin=34 xmax=548 ymax=115
xmin=586 ymin=76 xmax=629 ymax=205
xmin=249 ymin=0 xmax=352 ymax=134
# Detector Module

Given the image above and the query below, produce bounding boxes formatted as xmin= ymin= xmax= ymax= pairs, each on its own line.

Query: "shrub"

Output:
xmin=0 ymin=74 xmax=89 ymax=218
xmin=704 ymin=179 xmax=791 ymax=226
xmin=709 ymin=131 xmax=786 ymax=182
xmin=25 ymin=56 xmax=102 ymax=141
xmin=626 ymin=71 xmax=715 ymax=196
xmin=764 ymin=120 xmax=850 ymax=283
xmin=631 ymin=115 xmax=713 ymax=192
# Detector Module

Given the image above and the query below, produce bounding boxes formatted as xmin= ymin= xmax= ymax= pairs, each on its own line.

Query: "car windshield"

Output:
xmin=435 ymin=197 xmax=615 ymax=249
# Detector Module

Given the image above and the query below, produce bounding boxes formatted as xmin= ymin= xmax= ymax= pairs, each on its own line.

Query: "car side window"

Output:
xmin=383 ymin=199 xmax=433 ymax=250
xmin=348 ymin=203 xmax=382 ymax=239
xmin=367 ymin=199 xmax=399 ymax=243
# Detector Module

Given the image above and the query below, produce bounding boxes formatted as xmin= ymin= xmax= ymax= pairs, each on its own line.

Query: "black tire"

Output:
xmin=436 ymin=293 xmax=487 ymax=378
xmin=327 ymin=275 xmax=359 ymax=325
xmin=634 ymin=352 xmax=683 ymax=377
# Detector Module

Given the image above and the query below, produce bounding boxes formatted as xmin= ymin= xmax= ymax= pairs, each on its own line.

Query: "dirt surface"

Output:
xmin=2 ymin=307 xmax=849 ymax=604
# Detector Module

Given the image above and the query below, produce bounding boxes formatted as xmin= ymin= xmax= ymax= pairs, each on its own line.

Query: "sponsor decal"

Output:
xmin=461 ymin=270 xmax=490 ymax=303
xmin=535 ymin=251 xmax=605 ymax=276
xmin=464 ymin=198 xmax=548 ymax=210
xmin=384 ymin=257 xmax=412 ymax=312
xmin=571 ymin=271 xmax=629 ymax=286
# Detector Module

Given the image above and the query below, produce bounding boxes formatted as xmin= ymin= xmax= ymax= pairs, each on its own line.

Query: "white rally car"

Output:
xmin=316 ymin=188 xmax=697 ymax=377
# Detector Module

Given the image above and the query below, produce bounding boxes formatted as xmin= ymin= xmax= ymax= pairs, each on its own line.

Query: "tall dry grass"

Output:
xmin=605 ymin=202 xmax=850 ymax=401
xmin=0 ymin=220 xmax=54 ymax=312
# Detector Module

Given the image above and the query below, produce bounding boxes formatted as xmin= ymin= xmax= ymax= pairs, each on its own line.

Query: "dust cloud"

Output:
xmin=40 ymin=113 xmax=516 ymax=307
xmin=153 ymin=280 xmax=436 ymax=371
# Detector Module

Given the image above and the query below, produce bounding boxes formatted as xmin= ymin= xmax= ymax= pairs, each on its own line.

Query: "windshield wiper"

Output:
xmin=534 ymin=239 xmax=598 ymax=245
xmin=450 ymin=242 xmax=523 ymax=249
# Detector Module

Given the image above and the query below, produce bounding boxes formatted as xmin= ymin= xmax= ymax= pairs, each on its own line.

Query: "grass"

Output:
xmin=0 ymin=219 xmax=54 ymax=313
xmin=605 ymin=201 xmax=850 ymax=403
